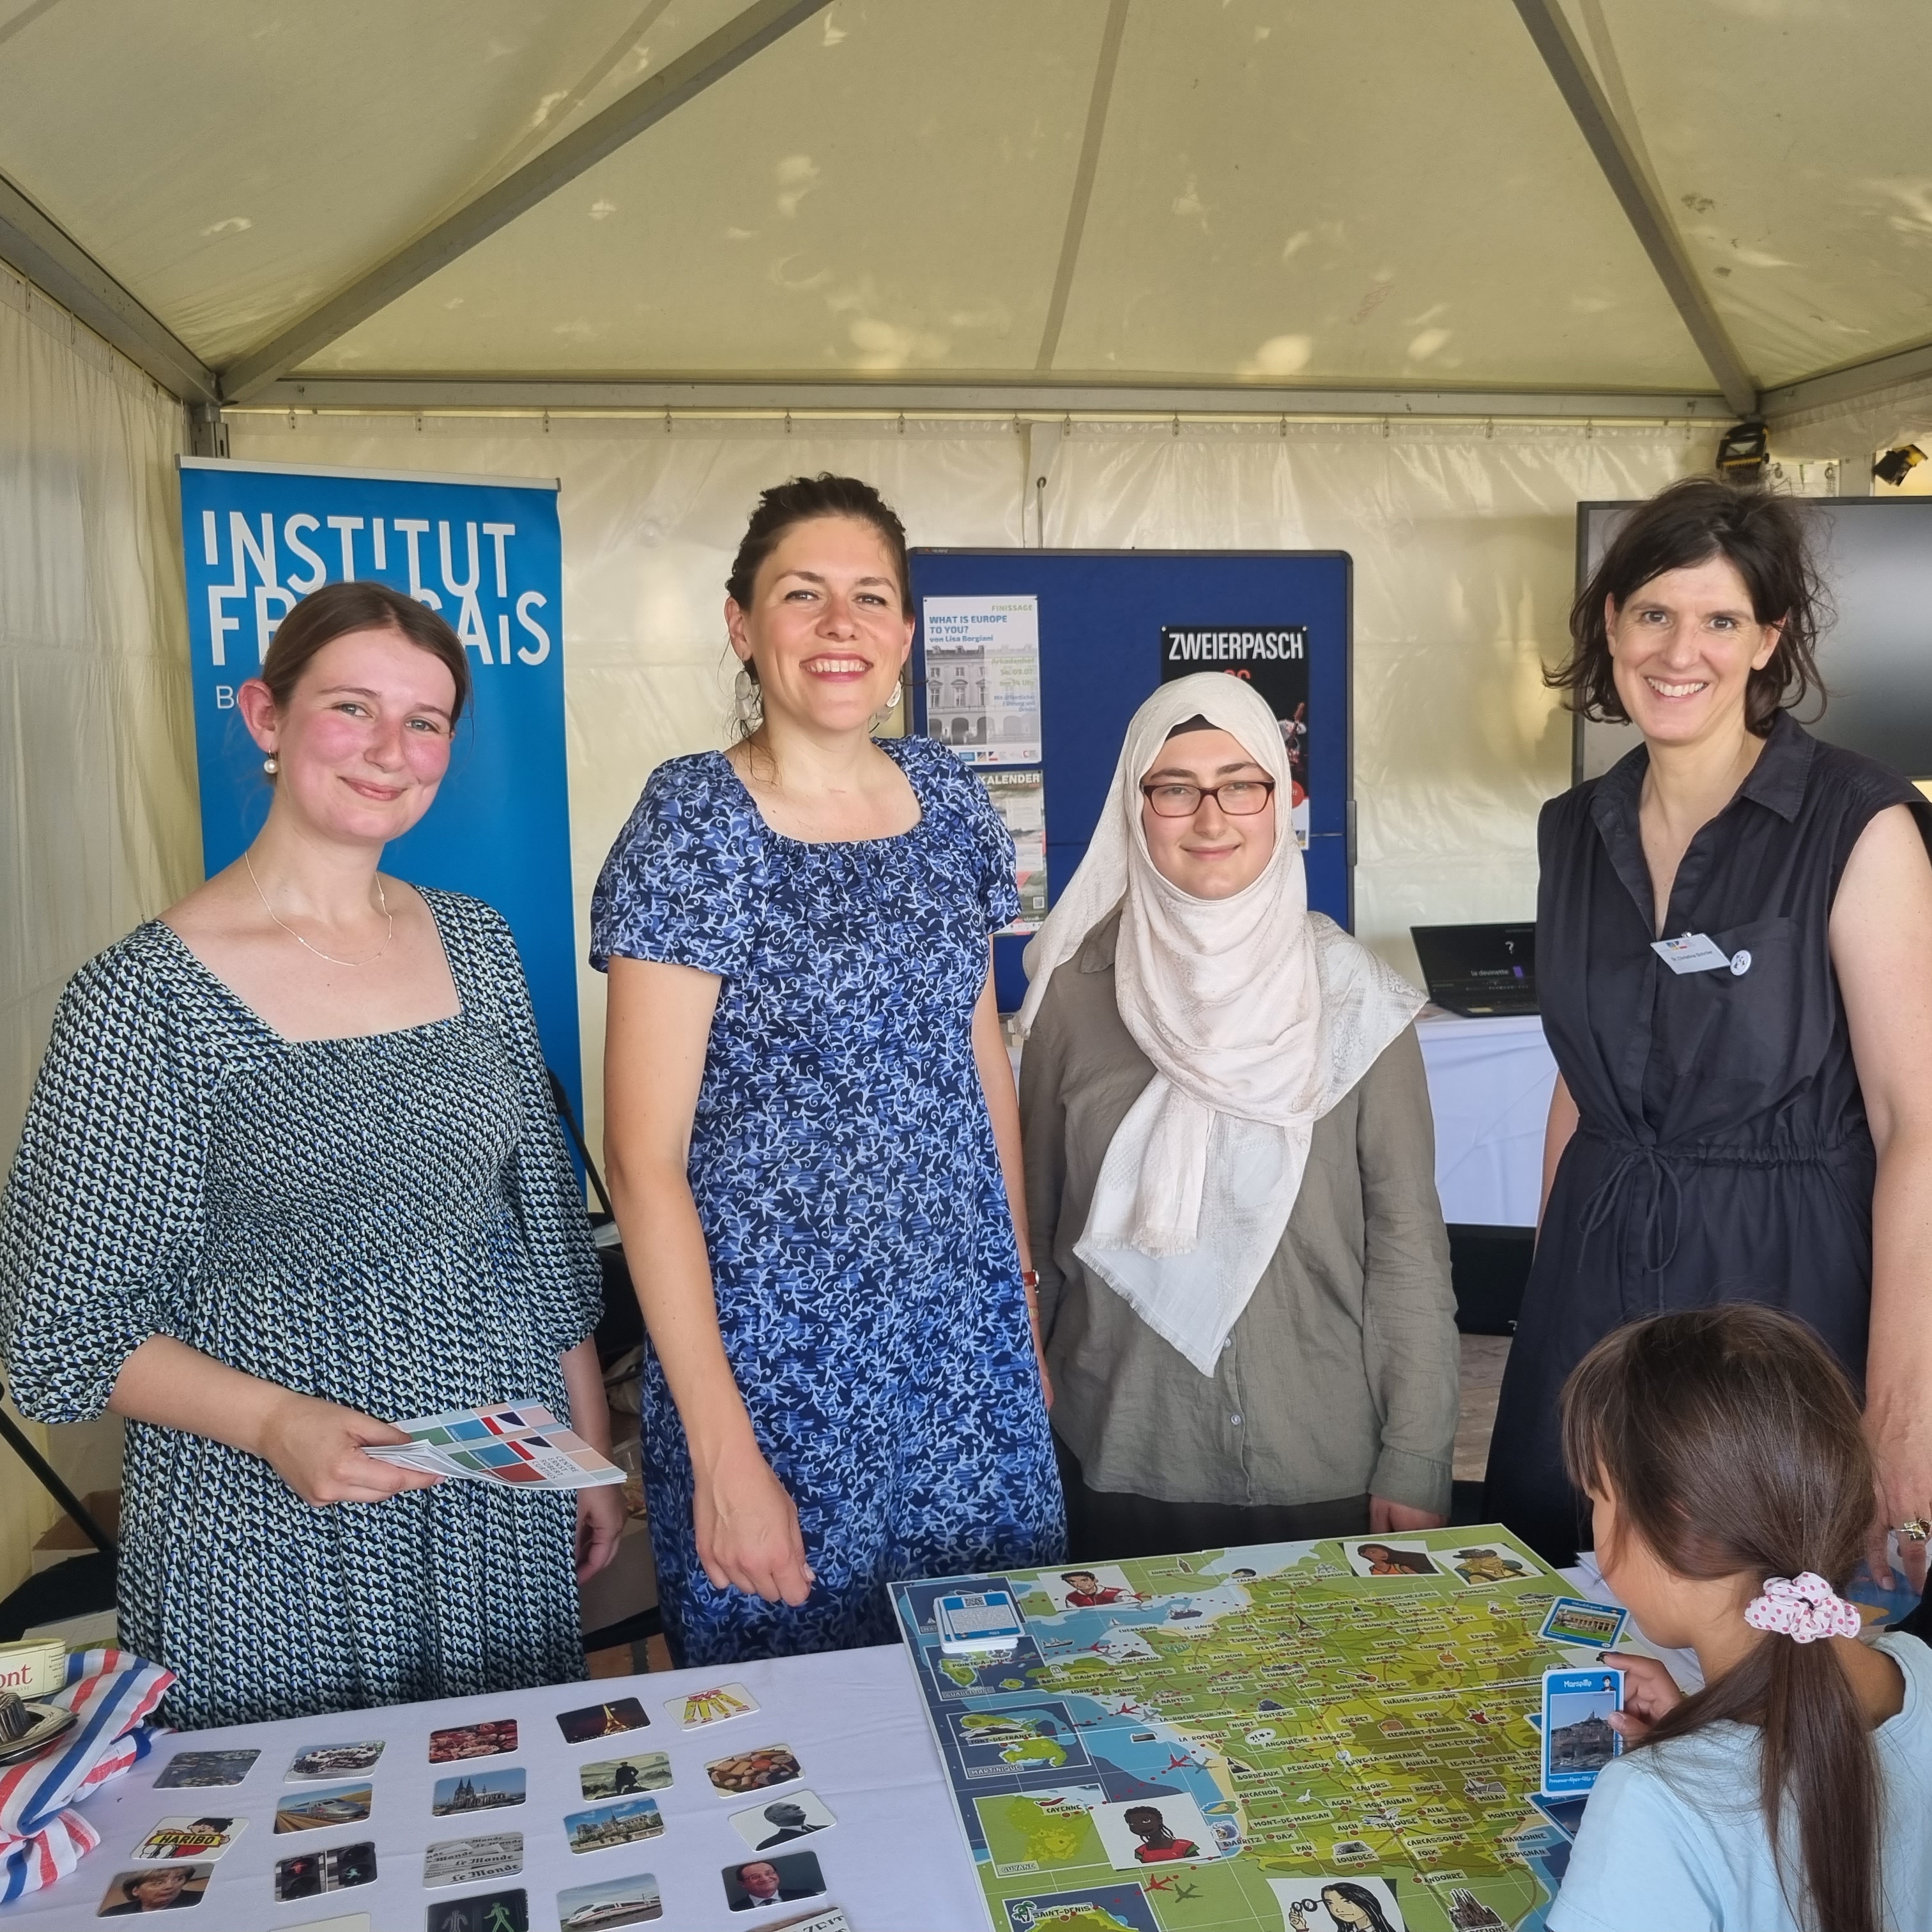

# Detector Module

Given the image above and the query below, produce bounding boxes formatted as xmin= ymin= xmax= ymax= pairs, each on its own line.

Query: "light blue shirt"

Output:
xmin=1549 ymin=1632 xmax=1932 ymax=1932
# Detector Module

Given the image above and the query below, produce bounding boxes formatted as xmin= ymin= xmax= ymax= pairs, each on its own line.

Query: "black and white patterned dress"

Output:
xmin=0 ymin=891 xmax=602 ymax=1729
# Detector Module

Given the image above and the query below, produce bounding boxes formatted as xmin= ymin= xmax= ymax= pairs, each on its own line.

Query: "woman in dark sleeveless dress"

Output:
xmin=1485 ymin=480 xmax=1932 ymax=1575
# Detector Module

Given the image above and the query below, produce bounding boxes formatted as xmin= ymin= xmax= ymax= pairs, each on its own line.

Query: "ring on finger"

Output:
xmin=1897 ymin=1517 xmax=1931 ymax=1543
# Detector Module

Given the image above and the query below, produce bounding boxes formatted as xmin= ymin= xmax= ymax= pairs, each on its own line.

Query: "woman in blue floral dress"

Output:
xmin=593 ymin=475 xmax=1062 ymax=1663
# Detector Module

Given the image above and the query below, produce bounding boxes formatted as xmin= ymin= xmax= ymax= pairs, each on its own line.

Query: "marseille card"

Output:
xmin=275 ymin=1782 xmax=372 ymax=1834
xmin=669 ymin=1681 xmax=758 ymax=1729
xmin=424 ymin=1831 xmax=524 ymax=1887
xmin=1541 ymin=1666 xmax=1623 ymax=1796
xmin=431 ymin=1767 xmax=525 ymax=1816
xmin=581 ymin=1751 xmax=673 ymax=1800
xmin=422 ymin=1887 xmax=526 ymax=1931
xmin=155 ymin=1748 xmax=257 ymax=1789
xmin=557 ymin=1696 xmax=650 ymax=1745
xmin=273 ymin=1841 xmax=377 ymax=1901
xmin=288 ymin=1740 xmax=385 ymax=1780
xmin=720 ymin=1850 xmax=825 ymax=1913
xmin=565 ymin=1796 xmax=665 ymax=1853
xmin=730 ymin=1788 xmax=836 ymax=1850
xmin=1538 ymin=1595 xmax=1629 ymax=1650
xmin=429 ymin=1718 xmax=518 ymax=1762
xmin=706 ymin=1742 xmax=802 ymax=1795
xmin=132 ymin=1815 xmax=247 ymax=1862
xmin=98 ymin=1865 xmax=212 ymax=1913
xmin=556 ymin=1873 xmax=663 ymax=1928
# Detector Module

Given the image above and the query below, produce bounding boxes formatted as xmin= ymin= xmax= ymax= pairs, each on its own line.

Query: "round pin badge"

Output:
xmin=1730 ymin=949 xmax=1752 ymax=976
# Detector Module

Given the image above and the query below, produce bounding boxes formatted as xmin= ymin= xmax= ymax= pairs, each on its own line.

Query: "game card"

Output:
xmin=431 ymin=1767 xmax=526 ymax=1816
xmin=274 ymin=1841 xmax=377 ymax=1901
xmin=765 ymin=1913 xmax=851 ymax=1932
xmin=1341 ymin=1538 xmax=1440 ymax=1579
xmin=1091 ymin=1793 xmax=1220 ymax=1869
xmin=556 ymin=1873 xmax=663 ymax=1928
xmin=706 ymin=1742 xmax=803 ymax=1796
xmin=730 ymin=1787 xmax=836 ymax=1851
xmin=98 ymin=1865 xmax=212 ymax=1913
xmin=1038 ymin=1564 xmax=1138 ymax=1613
xmin=669 ymin=1681 xmax=758 ymax=1729
xmin=720 ymin=1850 xmax=825 ymax=1913
xmin=1541 ymin=1667 xmax=1623 ymax=1797
xmin=935 ymin=1589 xmax=1025 ymax=1653
xmin=154 ymin=1748 xmax=257 ymax=1789
xmin=132 ymin=1815 xmax=247 ymax=1862
xmin=1267 ymin=1876 xmax=1407 ymax=1931
xmin=424 ymin=1832 xmax=524 ymax=1888
xmin=1446 ymin=1542 xmax=1535 ymax=1588
xmin=565 ymin=1795 xmax=665 ymax=1853
xmin=288 ymin=1740 xmax=384 ymax=1780
xmin=429 ymin=1719 xmax=518 ymax=1762
xmin=580 ymin=1751 xmax=672 ymax=1801
xmin=1537 ymin=1595 xmax=1629 ymax=1650
xmin=556 ymin=1696 xmax=650 ymax=1745
xmin=274 ymin=1782 xmax=372 ymax=1834
xmin=423 ymin=1887 xmax=527 ymax=1932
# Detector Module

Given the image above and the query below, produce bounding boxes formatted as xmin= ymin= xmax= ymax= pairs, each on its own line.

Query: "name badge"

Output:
xmin=1652 ymin=932 xmax=1747 ymax=976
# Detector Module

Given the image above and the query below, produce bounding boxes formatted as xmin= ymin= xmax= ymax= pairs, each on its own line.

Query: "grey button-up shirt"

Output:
xmin=1020 ymin=909 xmax=1457 ymax=1515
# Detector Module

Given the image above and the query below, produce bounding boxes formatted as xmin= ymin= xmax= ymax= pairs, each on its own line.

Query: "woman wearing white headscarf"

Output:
xmin=1018 ymin=674 xmax=1459 ymax=1556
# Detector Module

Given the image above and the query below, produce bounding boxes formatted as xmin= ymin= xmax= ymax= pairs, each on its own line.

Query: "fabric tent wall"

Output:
xmin=226 ymin=411 xmax=1713 ymax=1172
xmin=0 ymin=266 xmax=193 ymax=1595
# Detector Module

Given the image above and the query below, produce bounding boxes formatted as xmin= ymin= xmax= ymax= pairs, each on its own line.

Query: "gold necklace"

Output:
xmin=243 ymin=849 xmax=393 ymax=967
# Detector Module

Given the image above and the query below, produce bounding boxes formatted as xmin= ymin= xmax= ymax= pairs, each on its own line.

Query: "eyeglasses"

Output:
xmin=1139 ymin=778 xmax=1277 ymax=818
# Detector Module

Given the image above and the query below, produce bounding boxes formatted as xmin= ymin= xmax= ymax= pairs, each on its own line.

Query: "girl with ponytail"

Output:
xmin=1547 ymin=1305 xmax=1931 ymax=1932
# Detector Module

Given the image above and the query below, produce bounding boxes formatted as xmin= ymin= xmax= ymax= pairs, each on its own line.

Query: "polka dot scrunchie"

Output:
xmin=1742 ymin=1571 xmax=1862 ymax=1644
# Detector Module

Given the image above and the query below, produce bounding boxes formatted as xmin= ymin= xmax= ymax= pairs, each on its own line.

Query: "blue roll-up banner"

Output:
xmin=176 ymin=456 xmax=583 ymax=1124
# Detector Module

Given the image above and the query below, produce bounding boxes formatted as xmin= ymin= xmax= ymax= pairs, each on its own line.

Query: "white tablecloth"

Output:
xmin=10 ymin=1644 xmax=984 ymax=1931
xmin=1416 ymin=1011 xmax=1559 ymax=1228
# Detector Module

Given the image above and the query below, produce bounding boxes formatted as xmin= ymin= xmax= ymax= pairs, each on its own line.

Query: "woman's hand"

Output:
xmin=1865 ymin=1399 xmax=1932 ymax=1593
xmin=254 ymin=1391 xmax=443 ymax=1506
xmin=1369 ymin=1496 xmax=1446 ymax=1533
xmin=1602 ymin=1651 xmax=1682 ymax=1745
xmin=576 ymin=1483 xmax=629 ymax=1584
xmin=694 ymin=1434 xmax=814 ymax=1606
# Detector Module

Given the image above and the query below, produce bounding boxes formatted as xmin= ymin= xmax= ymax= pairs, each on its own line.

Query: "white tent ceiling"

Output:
xmin=1 ymin=0 xmax=1928 ymax=422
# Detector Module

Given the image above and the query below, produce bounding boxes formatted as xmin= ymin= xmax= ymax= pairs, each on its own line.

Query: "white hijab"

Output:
xmin=1017 ymin=673 xmax=1425 ymax=1374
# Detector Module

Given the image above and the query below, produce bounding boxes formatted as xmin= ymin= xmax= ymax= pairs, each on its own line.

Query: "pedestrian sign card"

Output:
xmin=893 ymin=1523 xmax=1624 ymax=1932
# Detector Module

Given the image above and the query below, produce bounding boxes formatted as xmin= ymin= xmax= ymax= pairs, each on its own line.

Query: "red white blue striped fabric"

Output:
xmin=0 ymin=1647 xmax=173 ymax=1903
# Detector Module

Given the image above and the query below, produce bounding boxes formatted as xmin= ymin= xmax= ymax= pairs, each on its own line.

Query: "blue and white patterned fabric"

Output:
xmin=0 ymin=892 xmax=603 ymax=1730
xmin=591 ymin=735 xmax=1064 ymax=1664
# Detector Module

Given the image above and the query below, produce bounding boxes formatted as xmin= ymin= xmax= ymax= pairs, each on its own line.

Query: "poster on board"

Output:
xmin=176 ymin=457 xmax=583 ymax=1119
xmin=979 ymin=771 xmax=1048 ymax=933
xmin=1160 ymin=626 xmax=1310 ymax=848
xmin=922 ymin=595 xmax=1042 ymax=765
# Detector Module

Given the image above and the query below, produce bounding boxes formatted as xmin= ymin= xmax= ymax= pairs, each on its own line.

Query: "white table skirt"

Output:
xmin=12 ymin=1644 xmax=985 ymax=1932
xmin=1416 ymin=1011 xmax=1560 ymax=1229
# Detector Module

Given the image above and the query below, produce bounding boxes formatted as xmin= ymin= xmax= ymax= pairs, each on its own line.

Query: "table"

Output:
xmin=1415 ymin=1011 xmax=1559 ymax=1228
xmin=10 ymin=1646 xmax=986 ymax=1931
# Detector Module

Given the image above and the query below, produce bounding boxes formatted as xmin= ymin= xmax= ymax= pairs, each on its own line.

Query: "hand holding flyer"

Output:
xmin=361 ymin=1401 xmax=624 ymax=1491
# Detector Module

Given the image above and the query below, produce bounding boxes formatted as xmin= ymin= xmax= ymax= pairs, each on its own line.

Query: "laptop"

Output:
xmin=1410 ymin=923 xmax=1538 ymax=1018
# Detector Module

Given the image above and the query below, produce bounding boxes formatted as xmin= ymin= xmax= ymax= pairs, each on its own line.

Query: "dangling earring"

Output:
xmin=263 ymin=754 xmax=279 ymax=776
xmin=733 ymin=664 xmax=764 ymax=735
xmin=868 ymin=679 xmax=904 ymax=735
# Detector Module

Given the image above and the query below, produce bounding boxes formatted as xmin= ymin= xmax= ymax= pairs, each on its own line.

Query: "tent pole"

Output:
xmin=1510 ymin=0 xmax=1757 ymax=418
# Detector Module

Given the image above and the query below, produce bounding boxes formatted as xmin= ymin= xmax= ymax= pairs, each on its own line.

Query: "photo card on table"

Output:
xmin=1445 ymin=1544 xmax=1534 ymax=1588
xmin=288 ymin=1740 xmax=385 ymax=1780
xmin=424 ymin=1832 xmax=523 ymax=1888
xmin=96 ymin=1864 xmax=213 ymax=1914
xmin=431 ymin=1767 xmax=526 ymax=1817
xmin=706 ymin=1743 xmax=804 ymax=1796
xmin=273 ymin=1782 xmax=372 ymax=1834
xmin=719 ymin=1849 xmax=826 ymax=1913
xmin=1340 ymin=1539 xmax=1440 ymax=1580
xmin=580 ymin=1751 xmax=673 ymax=1801
xmin=422 ymin=1886 xmax=527 ymax=1932
xmin=1266 ymin=1874 xmax=1407 ymax=1931
xmin=153 ymin=1749 xmax=257 ymax=1790
xmin=131 ymin=1816 xmax=247 ymax=1863
xmin=556 ymin=1696 xmax=650 ymax=1745
xmin=273 ymin=1841 xmax=377 ymax=1901
xmin=555 ymin=1872 xmax=663 ymax=1928
xmin=1090 ymin=1793 xmax=1220 ymax=1870
xmin=428 ymin=1719 xmax=518 ymax=1763
xmin=668 ymin=1681 xmax=758 ymax=1729
xmin=564 ymin=1796 xmax=665 ymax=1854
xmin=1537 ymin=1596 xmax=1629 ymax=1650
xmin=729 ymin=1787 xmax=837 ymax=1851
xmin=1037 ymin=1564 xmax=1139 ymax=1613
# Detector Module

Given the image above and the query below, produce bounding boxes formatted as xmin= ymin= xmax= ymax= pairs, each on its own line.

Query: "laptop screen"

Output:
xmin=1411 ymin=923 xmax=1538 ymax=1014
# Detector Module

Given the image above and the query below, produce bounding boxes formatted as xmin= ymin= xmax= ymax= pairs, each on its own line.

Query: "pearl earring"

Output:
xmin=263 ymin=755 xmax=279 ymax=776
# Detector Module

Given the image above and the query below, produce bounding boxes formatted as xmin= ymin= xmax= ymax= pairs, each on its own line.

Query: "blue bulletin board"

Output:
xmin=908 ymin=549 xmax=1353 ymax=1011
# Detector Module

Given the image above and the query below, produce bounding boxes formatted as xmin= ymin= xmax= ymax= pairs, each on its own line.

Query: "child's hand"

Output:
xmin=1602 ymin=1651 xmax=1682 ymax=1745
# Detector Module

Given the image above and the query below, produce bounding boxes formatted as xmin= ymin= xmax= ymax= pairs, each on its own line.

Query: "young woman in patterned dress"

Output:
xmin=593 ymin=474 xmax=1063 ymax=1664
xmin=0 ymin=581 xmax=622 ymax=1727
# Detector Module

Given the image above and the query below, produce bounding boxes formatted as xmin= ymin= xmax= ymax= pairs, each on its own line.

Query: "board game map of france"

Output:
xmin=891 ymin=1525 xmax=1606 ymax=1932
